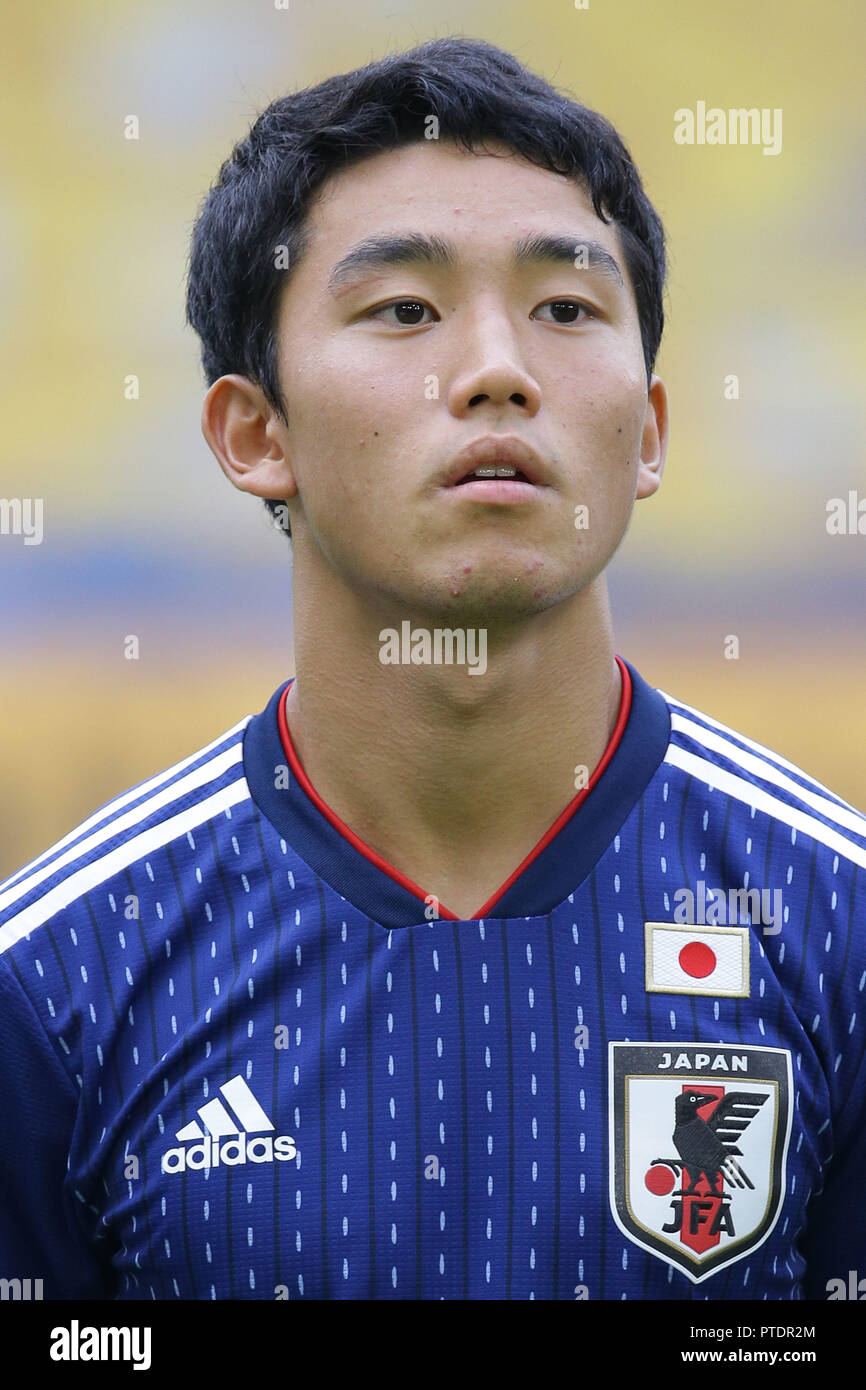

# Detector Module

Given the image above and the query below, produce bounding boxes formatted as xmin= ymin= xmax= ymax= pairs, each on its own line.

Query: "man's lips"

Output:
xmin=442 ymin=476 xmax=540 ymax=504
xmin=440 ymin=435 xmax=550 ymax=489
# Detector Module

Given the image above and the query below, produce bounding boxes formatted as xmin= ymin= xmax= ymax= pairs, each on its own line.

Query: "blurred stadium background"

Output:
xmin=1 ymin=0 xmax=864 ymax=878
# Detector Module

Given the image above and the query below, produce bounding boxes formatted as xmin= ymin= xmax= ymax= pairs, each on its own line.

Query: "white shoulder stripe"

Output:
xmin=0 ymin=743 xmax=245 ymax=916
xmin=664 ymin=744 xmax=866 ymax=871
xmin=659 ymin=689 xmax=854 ymax=811
xmin=1 ymin=715 xmax=251 ymax=894
xmin=0 ymin=777 xmax=251 ymax=955
xmin=669 ymin=711 xmax=866 ymax=842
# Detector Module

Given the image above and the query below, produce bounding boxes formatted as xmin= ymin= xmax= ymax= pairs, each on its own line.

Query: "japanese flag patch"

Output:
xmin=644 ymin=922 xmax=750 ymax=997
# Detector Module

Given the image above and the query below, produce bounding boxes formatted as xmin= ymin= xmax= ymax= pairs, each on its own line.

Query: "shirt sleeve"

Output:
xmin=0 ymin=955 xmax=112 ymax=1299
xmin=799 ymin=1017 xmax=866 ymax=1299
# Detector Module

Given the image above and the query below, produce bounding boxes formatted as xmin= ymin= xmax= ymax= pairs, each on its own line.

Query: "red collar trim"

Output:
xmin=276 ymin=655 xmax=633 ymax=921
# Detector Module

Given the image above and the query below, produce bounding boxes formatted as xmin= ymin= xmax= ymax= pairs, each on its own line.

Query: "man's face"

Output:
xmin=270 ymin=137 xmax=666 ymax=622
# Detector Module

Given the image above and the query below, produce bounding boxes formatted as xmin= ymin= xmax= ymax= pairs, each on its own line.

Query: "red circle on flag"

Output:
xmin=679 ymin=941 xmax=717 ymax=978
xmin=645 ymin=1165 xmax=676 ymax=1195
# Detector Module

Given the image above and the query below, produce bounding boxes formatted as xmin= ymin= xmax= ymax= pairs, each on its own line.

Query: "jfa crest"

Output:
xmin=608 ymin=1042 xmax=792 ymax=1283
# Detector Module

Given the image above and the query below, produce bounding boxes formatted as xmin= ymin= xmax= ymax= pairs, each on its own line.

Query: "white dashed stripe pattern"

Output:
xmin=0 ymin=778 xmax=251 ymax=952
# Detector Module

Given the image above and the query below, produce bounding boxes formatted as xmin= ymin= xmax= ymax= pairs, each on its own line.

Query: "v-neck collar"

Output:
xmin=242 ymin=654 xmax=671 ymax=927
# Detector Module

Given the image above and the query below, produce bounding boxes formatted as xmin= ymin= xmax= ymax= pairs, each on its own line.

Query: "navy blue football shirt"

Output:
xmin=1 ymin=655 xmax=864 ymax=1300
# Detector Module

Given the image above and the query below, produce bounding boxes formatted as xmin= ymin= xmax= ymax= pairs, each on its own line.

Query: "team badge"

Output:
xmin=608 ymin=1042 xmax=792 ymax=1282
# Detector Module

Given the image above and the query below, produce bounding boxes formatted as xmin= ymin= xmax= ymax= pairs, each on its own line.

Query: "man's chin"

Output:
xmin=415 ymin=569 xmax=585 ymax=626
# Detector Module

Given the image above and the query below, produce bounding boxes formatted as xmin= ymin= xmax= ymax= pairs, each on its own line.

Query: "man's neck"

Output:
xmin=284 ymin=569 xmax=621 ymax=920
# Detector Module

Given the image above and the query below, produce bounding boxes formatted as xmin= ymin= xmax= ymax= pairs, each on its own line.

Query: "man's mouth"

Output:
xmin=445 ymin=476 xmax=540 ymax=504
xmin=440 ymin=436 xmax=551 ymax=498
xmin=453 ymin=465 xmax=533 ymax=485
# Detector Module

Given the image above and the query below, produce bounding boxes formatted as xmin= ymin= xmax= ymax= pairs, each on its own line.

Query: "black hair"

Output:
xmin=186 ymin=35 xmax=667 ymax=539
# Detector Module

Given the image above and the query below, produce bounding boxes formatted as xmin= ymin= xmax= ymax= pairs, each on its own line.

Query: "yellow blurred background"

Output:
xmin=1 ymin=0 xmax=864 ymax=878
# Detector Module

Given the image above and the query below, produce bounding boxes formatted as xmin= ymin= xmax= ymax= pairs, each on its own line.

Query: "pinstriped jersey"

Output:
xmin=0 ymin=655 xmax=864 ymax=1300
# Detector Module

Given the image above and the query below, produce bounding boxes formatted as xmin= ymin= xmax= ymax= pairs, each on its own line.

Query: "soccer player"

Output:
xmin=1 ymin=36 xmax=864 ymax=1302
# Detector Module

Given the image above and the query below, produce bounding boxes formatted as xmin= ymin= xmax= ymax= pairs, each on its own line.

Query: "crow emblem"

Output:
xmin=658 ymin=1088 xmax=769 ymax=1192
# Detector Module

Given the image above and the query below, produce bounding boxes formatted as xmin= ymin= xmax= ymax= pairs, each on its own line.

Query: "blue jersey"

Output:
xmin=1 ymin=655 xmax=864 ymax=1301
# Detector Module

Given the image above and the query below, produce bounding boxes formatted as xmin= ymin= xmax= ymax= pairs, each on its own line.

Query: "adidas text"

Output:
xmin=161 ymin=1133 xmax=296 ymax=1173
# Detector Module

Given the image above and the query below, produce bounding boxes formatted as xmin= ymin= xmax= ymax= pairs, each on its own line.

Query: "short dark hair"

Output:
xmin=186 ymin=36 xmax=667 ymax=539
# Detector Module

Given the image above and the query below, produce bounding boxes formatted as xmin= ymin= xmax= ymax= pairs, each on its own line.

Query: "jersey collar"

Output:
xmin=242 ymin=654 xmax=671 ymax=927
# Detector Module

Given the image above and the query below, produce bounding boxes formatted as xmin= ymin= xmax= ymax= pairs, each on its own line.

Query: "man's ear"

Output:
xmin=635 ymin=374 xmax=669 ymax=501
xmin=200 ymin=374 xmax=298 ymax=500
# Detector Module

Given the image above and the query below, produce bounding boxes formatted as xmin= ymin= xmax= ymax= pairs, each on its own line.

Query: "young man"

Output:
xmin=0 ymin=37 xmax=864 ymax=1302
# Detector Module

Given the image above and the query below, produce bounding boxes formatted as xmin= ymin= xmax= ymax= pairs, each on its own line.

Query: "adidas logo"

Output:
xmin=161 ymin=1074 xmax=297 ymax=1173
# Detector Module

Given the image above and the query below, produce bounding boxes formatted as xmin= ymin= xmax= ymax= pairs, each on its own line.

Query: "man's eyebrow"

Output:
xmin=512 ymin=231 xmax=624 ymax=286
xmin=327 ymin=233 xmax=456 ymax=294
xmin=326 ymin=230 xmax=624 ymax=294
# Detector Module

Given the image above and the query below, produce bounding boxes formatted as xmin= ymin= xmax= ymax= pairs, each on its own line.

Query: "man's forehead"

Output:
xmin=305 ymin=138 xmax=613 ymax=251
xmin=311 ymin=138 xmax=608 ymax=233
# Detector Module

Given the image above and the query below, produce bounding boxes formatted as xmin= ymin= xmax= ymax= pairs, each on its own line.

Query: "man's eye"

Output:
xmin=531 ymin=299 xmax=594 ymax=324
xmin=369 ymin=299 xmax=437 ymax=326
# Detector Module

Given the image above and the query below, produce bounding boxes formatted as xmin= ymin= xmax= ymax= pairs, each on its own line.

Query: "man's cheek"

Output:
xmin=576 ymin=478 xmax=634 ymax=552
